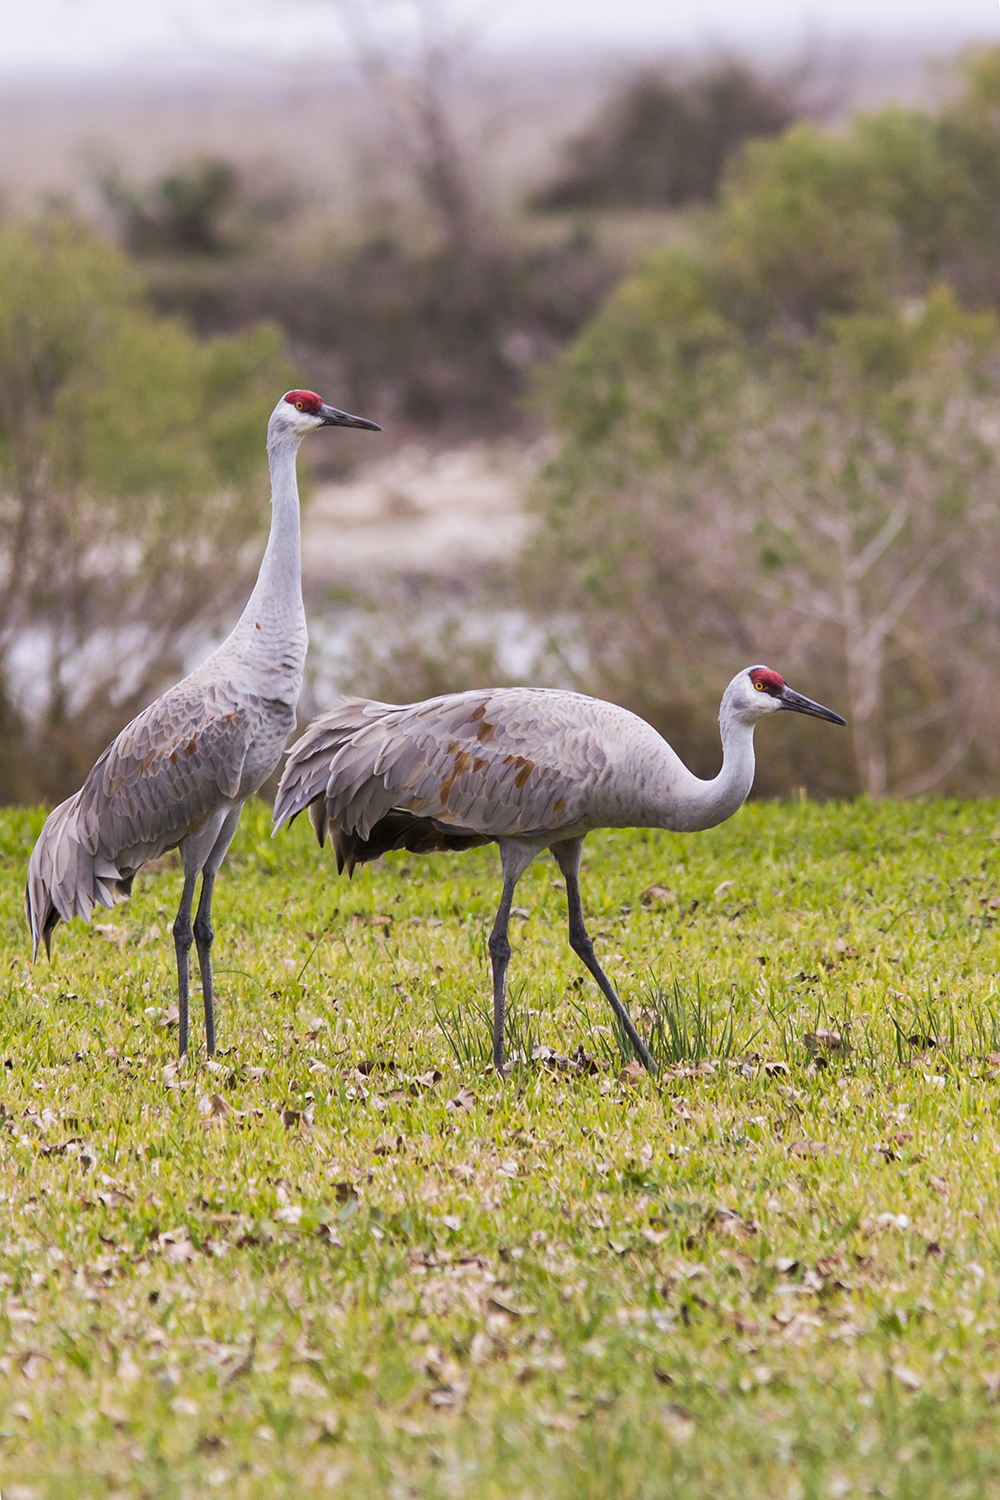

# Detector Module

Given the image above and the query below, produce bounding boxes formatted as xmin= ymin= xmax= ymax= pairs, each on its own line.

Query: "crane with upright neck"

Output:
xmin=26 ymin=389 xmax=380 ymax=1059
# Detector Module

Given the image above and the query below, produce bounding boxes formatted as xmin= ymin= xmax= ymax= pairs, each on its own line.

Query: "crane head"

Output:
xmin=271 ymin=389 xmax=382 ymax=436
xmin=739 ymin=666 xmax=846 ymax=724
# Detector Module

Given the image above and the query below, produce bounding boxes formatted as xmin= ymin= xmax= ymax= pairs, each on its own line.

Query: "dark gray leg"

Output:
xmin=193 ymin=869 xmax=217 ymax=1057
xmin=553 ymin=837 xmax=656 ymax=1076
xmin=193 ymin=809 xmax=242 ymax=1059
xmin=172 ymin=873 xmax=198 ymax=1060
xmin=489 ymin=842 xmax=538 ymax=1077
xmin=488 ymin=878 xmax=517 ymax=1077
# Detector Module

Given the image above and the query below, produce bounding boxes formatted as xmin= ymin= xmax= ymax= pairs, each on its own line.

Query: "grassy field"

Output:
xmin=2 ymin=796 xmax=1000 ymax=1498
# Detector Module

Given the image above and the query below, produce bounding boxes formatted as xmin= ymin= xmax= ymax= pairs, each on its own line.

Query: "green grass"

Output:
xmin=3 ymin=797 xmax=1000 ymax=1497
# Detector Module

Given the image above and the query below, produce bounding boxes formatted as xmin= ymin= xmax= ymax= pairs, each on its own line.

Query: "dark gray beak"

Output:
xmin=779 ymin=686 xmax=846 ymax=725
xmin=318 ymin=402 xmax=382 ymax=431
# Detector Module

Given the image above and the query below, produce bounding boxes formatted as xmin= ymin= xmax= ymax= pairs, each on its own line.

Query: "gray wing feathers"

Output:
xmin=26 ymin=680 xmax=257 ymax=957
xmin=274 ymin=689 xmax=610 ymax=843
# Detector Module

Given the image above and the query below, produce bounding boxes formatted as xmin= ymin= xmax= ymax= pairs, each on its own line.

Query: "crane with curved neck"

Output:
xmin=274 ymin=664 xmax=846 ymax=1076
xmin=26 ymin=388 xmax=381 ymax=1060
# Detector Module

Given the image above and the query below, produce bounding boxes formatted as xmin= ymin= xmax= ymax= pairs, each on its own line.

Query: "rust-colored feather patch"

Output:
xmin=476 ymin=720 xmax=495 ymax=742
xmin=503 ymin=754 xmax=535 ymax=789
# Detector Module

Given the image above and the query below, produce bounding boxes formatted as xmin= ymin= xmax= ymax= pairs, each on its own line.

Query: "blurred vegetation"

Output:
xmin=527 ymin=47 xmax=1000 ymax=799
xmin=530 ymin=59 xmax=799 ymax=212
xmin=11 ymin=45 xmax=1000 ymax=807
xmin=0 ymin=218 xmax=289 ymax=805
xmin=141 ymin=229 xmax=617 ymax=438
xmin=100 ymin=158 xmax=298 ymax=258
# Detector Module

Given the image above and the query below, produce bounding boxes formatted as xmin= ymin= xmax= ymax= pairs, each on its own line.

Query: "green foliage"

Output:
xmin=0 ymin=217 xmax=290 ymax=803
xmin=3 ymin=798 xmax=1000 ymax=1494
xmin=529 ymin=49 xmax=1000 ymax=799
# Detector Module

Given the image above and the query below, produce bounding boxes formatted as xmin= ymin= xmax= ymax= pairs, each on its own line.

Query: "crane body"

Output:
xmin=273 ymin=669 xmax=845 ymax=1075
xmin=26 ymin=389 xmax=380 ymax=1058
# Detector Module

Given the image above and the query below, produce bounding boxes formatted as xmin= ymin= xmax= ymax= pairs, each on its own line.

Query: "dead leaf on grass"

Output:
xmin=641 ymin=886 xmax=675 ymax=907
xmin=803 ymin=1029 xmax=849 ymax=1057
xmin=789 ymin=1139 xmax=826 ymax=1158
xmin=412 ymin=1070 xmax=443 ymax=1092
xmin=618 ymin=1060 xmax=646 ymax=1086
xmin=200 ymin=1094 xmax=241 ymax=1131
xmin=663 ymin=1403 xmax=694 ymax=1442
xmin=96 ymin=1188 xmax=133 ymax=1209
xmin=709 ymin=1207 xmax=756 ymax=1238
xmin=40 ymin=1136 xmax=87 ymax=1158
xmin=447 ymin=1087 xmax=476 ymax=1114
xmin=487 ymin=1294 xmax=537 ymax=1319
xmin=158 ymin=1228 xmax=198 ymax=1263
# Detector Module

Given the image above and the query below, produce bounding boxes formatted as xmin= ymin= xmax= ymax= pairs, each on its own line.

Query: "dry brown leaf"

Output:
xmin=663 ymin=1404 xmax=695 ymax=1442
xmin=96 ymin=1188 xmax=133 ymax=1209
xmin=158 ymin=1228 xmax=198 ymax=1263
xmin=789 ymin=1139 xmax=826 ymax=1158
xmin=641 ymin=886 xmax=675 ymax=907
xmin=412 ymin=1070 xmax=443 ymax=1092
xmin=447 ymin=1087 xmax=476 ymax=1114
xmin=803 ymin=1029 xmax=849 ymax=1056
xmin=487 ymin=1294 xmax=537 ymax=1318
xmin=618 ymin=1060 xmax=645 ymax=1086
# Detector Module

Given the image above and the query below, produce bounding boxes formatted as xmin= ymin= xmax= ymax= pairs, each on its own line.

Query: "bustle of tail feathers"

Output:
xmin=274 ymin=700 xmax=492 ymax=876
xmin=271 ymin=710 xmax=373 ymax=835
xmin=25 ymin=794 xmax=129 ymax=960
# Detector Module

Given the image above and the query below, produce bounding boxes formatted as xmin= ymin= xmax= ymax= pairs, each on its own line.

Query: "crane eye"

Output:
xmin=754 ymin=681 xmax=764 ymax=690
xmin=295 ymin=401 xmax=305 ymax=410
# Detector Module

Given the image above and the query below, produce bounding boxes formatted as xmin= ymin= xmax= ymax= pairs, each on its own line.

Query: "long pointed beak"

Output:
xmin=318 ymin=403 xmax=382 ymax=431
xmin=779 ymin=686 xmax=846 ymax=725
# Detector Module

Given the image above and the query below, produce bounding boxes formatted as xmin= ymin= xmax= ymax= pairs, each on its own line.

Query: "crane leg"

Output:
xmin=489 ymin=842 xmax=538 ymax=1077
xmin=488 ymin=881 xmax=516 ymax=1077
xmin=172 ymin=872 xmax=198 ymax=1060
xmin=552 ymin=837 xmax=657 ymax=1077
xmin=193 ymin=870 xmax=218 ymax=1058
xmin=193 ymin=808 xmax=243 ymax=1059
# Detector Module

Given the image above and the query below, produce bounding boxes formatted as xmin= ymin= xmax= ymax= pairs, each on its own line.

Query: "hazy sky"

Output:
xmin=3 ymin=0 xmax=999 ymax=77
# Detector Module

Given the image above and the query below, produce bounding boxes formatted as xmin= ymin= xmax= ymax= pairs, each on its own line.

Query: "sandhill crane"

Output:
xmin=273 ymin=667 xmax=845 ymax=1076
xmin=26 ymin=389 xmax=381 ymax=1059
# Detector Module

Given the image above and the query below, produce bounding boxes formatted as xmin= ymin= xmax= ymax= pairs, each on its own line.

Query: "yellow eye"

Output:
xmin=295 ymin=401 xmax=304 ymax=410
xmin=754 ymin=682 xmax=764 ymax=690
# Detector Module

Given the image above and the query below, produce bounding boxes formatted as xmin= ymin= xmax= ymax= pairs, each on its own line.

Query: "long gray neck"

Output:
xmin=661 ymin=701 xmax=757 ymax=833
xmin=224 ymin=428 xmax=308 ymax=703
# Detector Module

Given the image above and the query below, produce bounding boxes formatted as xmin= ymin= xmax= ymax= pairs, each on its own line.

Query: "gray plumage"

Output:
xmin=26 ymin=389 xmax=380 ymax=1058
xmin=273 ymin=671 xmax=846 ymax=1075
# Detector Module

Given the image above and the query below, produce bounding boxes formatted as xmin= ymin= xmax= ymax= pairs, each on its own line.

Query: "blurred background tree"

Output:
xmin=0 ymin=218 xmax=288 ymax=803
xmin=100 ymin=159 xmax=298 ymax=258
xmin=526 ymin=48 xmax=1000 ymax=796
xmin=530 ymin=59 xmax=801 ymax=211
xmin=8 ymin=34 xmax=1000 ymax=802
